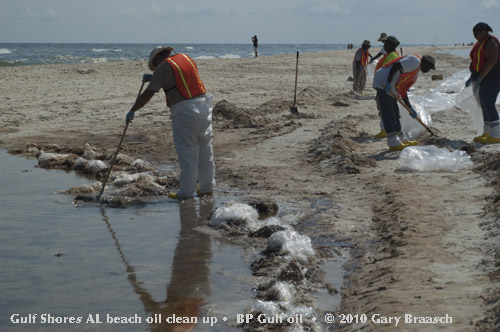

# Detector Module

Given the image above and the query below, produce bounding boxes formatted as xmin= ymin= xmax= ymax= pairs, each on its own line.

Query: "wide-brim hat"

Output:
xmin=362 ymin=40 xmax=371 ymax=47
xmin=148 ymin=46 xmax=174 ymax=71
xmin=377 ymin=33 xmax=388 ymax=42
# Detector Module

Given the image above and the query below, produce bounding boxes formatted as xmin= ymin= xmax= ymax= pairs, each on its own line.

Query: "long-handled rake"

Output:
xmin=74 ymin=81 xmax=145 ymax=204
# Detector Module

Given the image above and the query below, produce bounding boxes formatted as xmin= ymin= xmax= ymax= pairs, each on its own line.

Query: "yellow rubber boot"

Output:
xmin=387 ymin=134 xmax=405 ymax=151
xmin=402 ymin=140 xmax=418 ymax=146
xmin=374 ymin=129 xmax=388 ymax=139
xmin=168 ymin=192 xmax=180 ymax=199
xmin=479 ymin=122 xmax=500 ymax=144
xmin=388 ymin=140 xmax=418 ymax=152
xmin=389 ymin=144 xmax=406 ymax=151
xmin=474 ymin=122 xmax=490 ymax=142
xmin=479 ymin=136 xmax=500 ymax=144
xmin=196 ymin=188 xmax=213 ymax=197
xmin=474 ymin=133 xmax=490 ymax=142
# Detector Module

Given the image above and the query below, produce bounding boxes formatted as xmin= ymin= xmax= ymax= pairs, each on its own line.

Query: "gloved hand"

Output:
xmin=126 ymin=110 xmax=135 ymax=124
xmin=465 ymin=76 xmax=472 ymax=87
xmin=369 ymin=58 xmax=374 ymax=64
xmin=409 ymin=106 xmax=418 ymax=119
xmin=142 ymin=73 xmax=153 ymax=83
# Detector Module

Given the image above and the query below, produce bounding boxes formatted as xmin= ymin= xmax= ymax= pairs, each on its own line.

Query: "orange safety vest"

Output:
xmin=358 ymin=48 xmax=370 ymax=66
xmin=162 ymin=54 xmax=206 ymax=99
xmin=375 ymin=51 xmax=399 ymax=71
xmin=383 ymin=55 xmax=421 ymax=98
xmin=469 ymin=35 xmax=500 ymax=73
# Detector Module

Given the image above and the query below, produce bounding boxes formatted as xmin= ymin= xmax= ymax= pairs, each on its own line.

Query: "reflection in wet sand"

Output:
xmin=101 ymin=197 xmax=214 ymax=331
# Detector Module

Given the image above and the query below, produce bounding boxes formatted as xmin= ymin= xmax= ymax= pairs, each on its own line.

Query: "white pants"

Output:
xmin=170 ymin=94 xmax=216 ymax=197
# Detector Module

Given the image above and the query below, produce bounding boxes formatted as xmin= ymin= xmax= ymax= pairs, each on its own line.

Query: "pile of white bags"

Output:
xmin=397 ymin=146 xmax=473 ymax=172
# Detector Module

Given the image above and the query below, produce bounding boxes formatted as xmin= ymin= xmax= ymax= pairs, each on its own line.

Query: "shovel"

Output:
xmin=390 ymin=92 xmax=435 ymax=136
xmin=74 ymin=81 xmax=145 ymax=204
xmin=290 ymin=51 xmax=299 ymax=114
xmin=396 ymin=98 xmax=435 ymax=136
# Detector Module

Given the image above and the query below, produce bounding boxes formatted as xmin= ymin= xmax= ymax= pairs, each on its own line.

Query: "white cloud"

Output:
xmin=481 ymin=0 xmax=499 ymax=8
xmin=20 ymin=2 xmax=38 ymax=18
xmin=44 ymin=7 xmax=56 ymax=17
xmin=308 ymin=3 xmax=349 ymax=15
xmin=107 ymin=7 xmax=142 ymax=20
xmin=147 ymin=4 xmax=245 ymax=19
xmin=294 ymin=0 xmax=350 ymax=17
xmin=17 ymin=2 xmax=57 ymax=19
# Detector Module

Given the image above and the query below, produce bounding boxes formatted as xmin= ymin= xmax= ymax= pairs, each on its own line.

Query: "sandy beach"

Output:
xmin=1 ymin=46 xmax=500 ymax=331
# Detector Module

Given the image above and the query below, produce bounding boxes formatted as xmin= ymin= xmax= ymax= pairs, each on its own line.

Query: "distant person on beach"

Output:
xmin=126 ymin=46 xmax=215 ymax=199
xmin=352 ymin=40 xmax=372 ymax=93
xmin=372 ymin=35 xmax=401 ymax=138
xmin=465 ymin=22 xmax=500 ymax=144
xmin=373 ymin=54 xmax=436 ymax=151
xmin=252 ymin=35 xmax=258 ymax=57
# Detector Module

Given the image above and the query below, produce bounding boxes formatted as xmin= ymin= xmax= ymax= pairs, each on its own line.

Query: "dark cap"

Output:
xmin=385 ymin=36 xmax=400 ymax=46
xmin=473 ymin=22 xmax=493 ymax=34
xmin=422 ymin=55 xmax=436 ymax=69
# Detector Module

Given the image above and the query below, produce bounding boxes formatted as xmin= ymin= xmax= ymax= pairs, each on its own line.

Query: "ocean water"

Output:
xmin=0 ymin=42 xmax=437 ymax=67
xmin=0 ymin=43 xmax=345 ymax=66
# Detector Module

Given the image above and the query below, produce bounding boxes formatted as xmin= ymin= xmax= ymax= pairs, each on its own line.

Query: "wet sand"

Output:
xmin=2 ymin=46 xmax=500 ymax=331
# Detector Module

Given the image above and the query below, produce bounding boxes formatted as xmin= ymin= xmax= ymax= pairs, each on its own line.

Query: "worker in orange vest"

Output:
xmin=372 ymin=35 xmax=401 ymax=138
xmin=465 ymin=22 xmax=500 ymax=144
xmin=352 ymin=40 xmax=372 ymax=93
xmin=127 ymin=46 xmax=215 ymax=199
xmin=373 ymin=54 xmax=436 ymax=151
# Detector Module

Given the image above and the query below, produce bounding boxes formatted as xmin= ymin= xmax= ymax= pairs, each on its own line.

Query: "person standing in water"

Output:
xmin=252 ymin=35 xmax=258 ymax=57
xmin=127 ymin=46 xmax=215 ymax=199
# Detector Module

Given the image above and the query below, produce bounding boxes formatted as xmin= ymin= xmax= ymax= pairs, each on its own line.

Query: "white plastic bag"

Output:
xmin=209 ymin=202 xmax=258 ymax=227
xmin=434 ymin=70 xmax=470 ymax=94
xmin=407 ymin=70 xmax=468 ymax=113
xmin=267 ymin=281 xmax=294 ymax=302
xmin=84 ymin=160 xmax=107 ymax=174
xmin=411 ymin=91 xmax=457 ymax=113
xmin=456 ymin=86 xmax=483 ymax=135
xmin=366 ymin=60 xmax=377 ymax=82
xmin=397 ymin=145 xmax=473 ymax=172
xmin=267 ymin=230 xmax=315 ymax=262
xmin=399 ymin=102 xmax=432 ymax=140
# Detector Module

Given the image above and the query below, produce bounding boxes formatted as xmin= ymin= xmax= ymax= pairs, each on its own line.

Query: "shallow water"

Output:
xmin=316 ymin=253 xmax=350 ymax=313
xmin=0 ymin=150 xmax=254 ymax=331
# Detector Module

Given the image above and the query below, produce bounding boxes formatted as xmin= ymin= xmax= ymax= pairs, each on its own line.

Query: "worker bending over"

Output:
xmin=373 ymin=54 xmax=436 ymax=151
xmin=127 ymin=46 xmax=215 ymax=199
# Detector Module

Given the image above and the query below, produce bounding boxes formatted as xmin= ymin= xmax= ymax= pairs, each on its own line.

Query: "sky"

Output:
xmin=1 ymin=0 xmax=499 ymax=45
